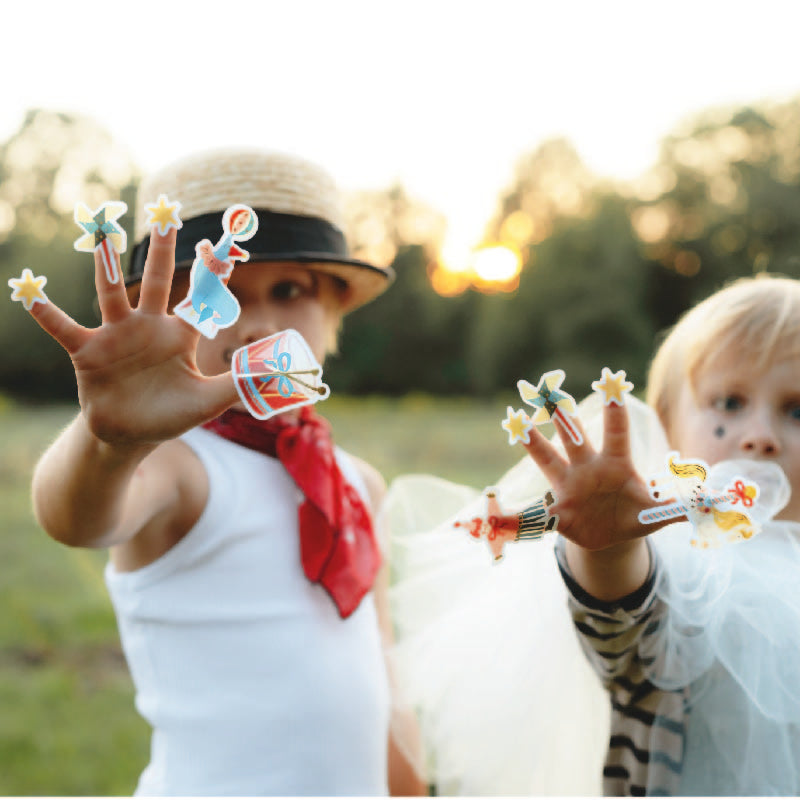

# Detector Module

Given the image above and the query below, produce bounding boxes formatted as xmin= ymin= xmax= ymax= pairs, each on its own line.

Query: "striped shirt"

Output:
xmin=555 ymin=538 xmax=687 ymax=796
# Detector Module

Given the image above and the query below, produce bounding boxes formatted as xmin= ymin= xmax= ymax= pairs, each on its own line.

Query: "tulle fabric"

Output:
xmin=643 ymin=467 xmax=800 ymax=795
xmin=382 ymin=393 xmax=669 ymax=795
xmin=383 ymin=392 xmax=800 ymax=796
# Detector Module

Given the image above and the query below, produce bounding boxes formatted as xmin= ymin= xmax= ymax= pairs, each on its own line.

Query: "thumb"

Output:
xmin=199 ymin=371 xmax=241 ymax=422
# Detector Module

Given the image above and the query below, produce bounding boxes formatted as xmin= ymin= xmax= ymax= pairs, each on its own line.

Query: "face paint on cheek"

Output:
xmin=714 ymin=425 xmax=726 ymax=439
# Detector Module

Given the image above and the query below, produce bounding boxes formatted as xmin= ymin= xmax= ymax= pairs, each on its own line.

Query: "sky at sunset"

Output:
xmin=5 ymin=0 xmax=800 ymax=260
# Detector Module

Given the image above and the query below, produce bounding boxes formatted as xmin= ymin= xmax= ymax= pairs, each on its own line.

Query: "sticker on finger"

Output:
xmin=173 ymin=204 xmax=257 ymax=338
xmin=592 ymin=367 xmax=634 ymax=406
xmin=144 ymin=195 xmax=183 ymax=236
xmin=517 ymin=369 xmax=583 ymax=446
xmin=74 ymin=201 xmax=127 ymax=285
xmin=8 ymin=268 xmax=48 ymax=310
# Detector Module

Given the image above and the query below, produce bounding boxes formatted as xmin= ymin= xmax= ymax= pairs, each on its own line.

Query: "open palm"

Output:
xmin=521 ymin=402 xmax=667 ymax=551
xmin=27 ymin=228 xmax=238 ymax=446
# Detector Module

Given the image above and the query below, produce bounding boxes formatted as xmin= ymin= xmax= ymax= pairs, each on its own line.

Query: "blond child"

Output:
xmin=523 ymin=275 xmax=800 ymax=795
xmin=24 ymin=149 xmax=424 ymax=796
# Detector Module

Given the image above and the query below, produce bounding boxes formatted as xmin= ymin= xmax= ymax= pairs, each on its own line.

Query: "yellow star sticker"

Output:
xmin=8 ymin=268 xmax=48 ymax=310
xmin=592 ymin=367 xmax=634 ymax=406
xmin=501 ymin=406 xmax=534 ymax=445
xmin=144 ymin=194 xmax=183 ymax=235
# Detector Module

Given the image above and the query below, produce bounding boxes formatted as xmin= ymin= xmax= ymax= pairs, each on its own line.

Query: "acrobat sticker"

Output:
xmin=454 ymin=488 xmax=559 ymax=562
xmin=174 ymin=204 xmax=258 ymax=339
xmin=639 ymin=453 xmax=760 ymax=548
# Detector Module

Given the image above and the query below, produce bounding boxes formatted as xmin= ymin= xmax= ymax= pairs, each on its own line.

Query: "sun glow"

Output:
xmin=430 ymin=242 xmax=522 ymax=296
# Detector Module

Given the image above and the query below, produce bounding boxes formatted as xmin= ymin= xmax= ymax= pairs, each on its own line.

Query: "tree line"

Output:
xmin=2 ymin=102 xmax=800 ymax=401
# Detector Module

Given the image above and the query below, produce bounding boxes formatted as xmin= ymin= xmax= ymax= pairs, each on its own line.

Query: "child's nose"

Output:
xmin=238 ymin=308 xmax=280 ymax=344
xmin=740 ymin=413 xmax=780 ymax=456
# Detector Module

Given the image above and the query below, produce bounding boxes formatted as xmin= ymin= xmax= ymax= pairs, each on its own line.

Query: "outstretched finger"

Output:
xmin=601 ymin=400 xmax=632 ymax=459
xmin=138 ymin=228 xmax=178 ymax=315
xmin=94 ymin=245 xmax=130 ymax=323
xmin=522 ymin=424 xmax=570 ymax=487
xmin=552 ymin=409 xmax=594 ymax=464
xmin=28 ymin=297 xmax=92 ymax=354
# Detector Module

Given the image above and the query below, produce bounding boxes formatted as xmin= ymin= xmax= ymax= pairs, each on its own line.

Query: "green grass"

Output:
xmin=0 ymin=396 xmax=519 ymax=795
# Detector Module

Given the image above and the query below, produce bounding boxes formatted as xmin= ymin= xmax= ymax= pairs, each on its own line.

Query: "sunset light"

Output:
xmin=472 ymin=245 xmax=521 ymax=284
xmin=430 ymin=242 xmax=523 ymax=296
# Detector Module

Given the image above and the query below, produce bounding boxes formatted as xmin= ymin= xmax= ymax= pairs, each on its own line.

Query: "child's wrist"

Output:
xmin=78 ymin=414 xmax=158 ymax=465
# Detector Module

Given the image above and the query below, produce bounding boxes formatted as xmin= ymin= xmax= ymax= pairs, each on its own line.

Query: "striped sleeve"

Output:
xmin=555 ymin=538 xmax=687 ymax=796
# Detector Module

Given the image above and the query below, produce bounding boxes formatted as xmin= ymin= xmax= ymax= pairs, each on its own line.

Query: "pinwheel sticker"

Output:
xmin=74 ymin=201 xmax=127 ymax=284
xmin=517 ymin=369 xmax=584 ymax=446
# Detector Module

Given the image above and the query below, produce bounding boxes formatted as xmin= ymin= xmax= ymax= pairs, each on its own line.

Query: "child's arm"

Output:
xmin=521 ymin=400 xmax=668 ymax=601
xmin=29 ymin=228 xmax=238 ymax=549
xmin=350 ymin=456 xmax=427 ymax=796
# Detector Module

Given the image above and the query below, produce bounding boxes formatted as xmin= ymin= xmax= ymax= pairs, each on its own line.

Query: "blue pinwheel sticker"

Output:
xmin=74 ymin=201 xmax=128 ymax=284
xmin=517 ymin=369 xmax=584 ymax=445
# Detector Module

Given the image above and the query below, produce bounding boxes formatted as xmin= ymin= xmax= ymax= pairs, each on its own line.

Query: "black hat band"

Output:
xmin=127 ymin=209 xmax=352 ymax=282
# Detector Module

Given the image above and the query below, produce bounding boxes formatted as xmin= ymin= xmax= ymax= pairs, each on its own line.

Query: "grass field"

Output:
xmin=0 ymin=395 xmax=521 ymax=795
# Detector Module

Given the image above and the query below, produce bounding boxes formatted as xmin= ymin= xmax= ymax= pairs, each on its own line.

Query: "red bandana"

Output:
xmin=203 ymin=408 xmax=382 ymax=618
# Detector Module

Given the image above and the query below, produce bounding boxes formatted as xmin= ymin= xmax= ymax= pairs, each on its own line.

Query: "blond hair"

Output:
xmin=668 ymin=455 xmax=707 ymax=482
xmin=647 ymin=275 xmax=800 ymax=438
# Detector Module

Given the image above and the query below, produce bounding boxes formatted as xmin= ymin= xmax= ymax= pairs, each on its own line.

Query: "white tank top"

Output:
xmin=105 ymin=427 xmax=390 ymax=796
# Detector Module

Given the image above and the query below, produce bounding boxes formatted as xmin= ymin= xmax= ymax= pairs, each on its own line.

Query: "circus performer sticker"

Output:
xmin=454 ymin=487 xmax=559 ymax=562
xmin=231 ymin=328 xmax=331 ymax=421
xmin=638 ymin=453 xmax=761 ymax=548
xmin=74 ymin=201 xmax=127 ymax=284
xmin=174 ymin=204 xmax=258 ymax=338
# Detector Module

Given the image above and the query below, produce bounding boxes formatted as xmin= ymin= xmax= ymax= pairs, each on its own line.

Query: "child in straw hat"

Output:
xmin=27 ymin=148 xmax=424 ymax=796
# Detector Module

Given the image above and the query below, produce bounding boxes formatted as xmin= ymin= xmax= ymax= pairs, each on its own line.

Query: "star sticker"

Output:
xmin=592 ymin=367 xmax=634 ymax=406
xmin=144 ymin=194 xmax=183 ymax=236
xmin=501 ymin=406 xmax=533 ymax=445
xmin=8 ymin=268 xmax=48 ymax=310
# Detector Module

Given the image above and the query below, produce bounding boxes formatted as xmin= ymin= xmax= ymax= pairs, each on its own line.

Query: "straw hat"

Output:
xmin=127 ymin=148 xmax=394 ymax=312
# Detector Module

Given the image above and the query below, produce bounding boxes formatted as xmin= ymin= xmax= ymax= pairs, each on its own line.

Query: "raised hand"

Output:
xmin=521 ymin=400 xmax=670 ymax=552
xmin=24 ymin=227 xmax=238 ymax=447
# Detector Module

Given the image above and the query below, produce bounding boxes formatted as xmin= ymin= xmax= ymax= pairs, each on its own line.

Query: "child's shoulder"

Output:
xmin=338 ymin=450 xmax=386 ymax=515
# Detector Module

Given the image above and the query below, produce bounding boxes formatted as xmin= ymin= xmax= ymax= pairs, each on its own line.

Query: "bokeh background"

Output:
xmin=3 ymin=0 xmax=800 ymax=793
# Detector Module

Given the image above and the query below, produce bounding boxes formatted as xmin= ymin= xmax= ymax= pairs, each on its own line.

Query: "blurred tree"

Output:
xmin=486 ymin=137 xmax=597 ymax=250
xmin=0 ymin=110 xmax=139 ymax=399
xmin=344 ymin=183 xmax=446 ymax=269
xmin=6 ymin=99 xmax=800 ymax=401
xmin=469 ymin=139 xmax=653 ymax=395
xmin=331 ymin=186 xmax=475 ymax=394
xmin=632 ymin=101 xmax=800 ymax=332
xmin=469 ymin=194 xmax=653 ymax=395
xmin=328 ymin=244 xmax=476 ymax=394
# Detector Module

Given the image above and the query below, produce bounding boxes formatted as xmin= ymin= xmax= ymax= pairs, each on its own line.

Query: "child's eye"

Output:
xmin=786 ymin=403 xmax=800 ymax=421
xmin=713 ymin=395 xmax=744 ymax=413
xmin=271 ymin=281 xmax=305 ymax=301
